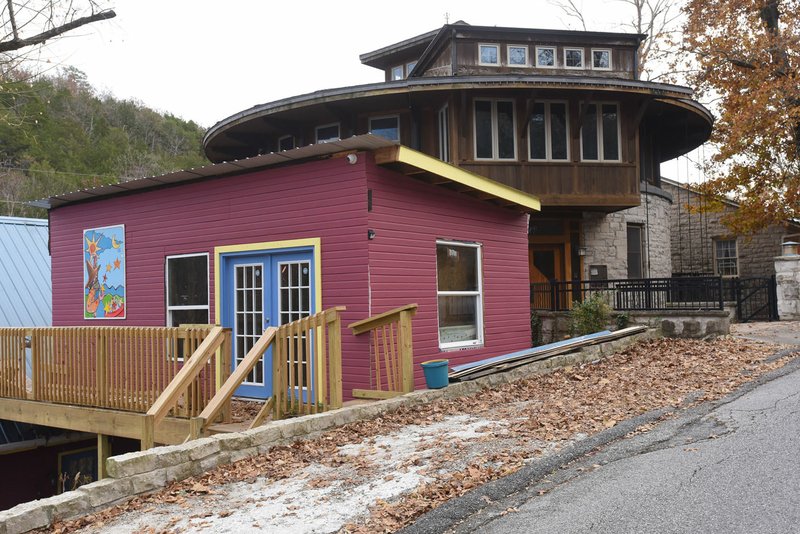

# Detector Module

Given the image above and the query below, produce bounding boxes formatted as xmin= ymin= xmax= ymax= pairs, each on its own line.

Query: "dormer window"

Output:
xmin=507 ymin=45 xmax=528 ymax=66
xmin=564 ymin=48 xmax=584 ymax=69
xmin=535 ymin=46 xmax=556 ymax=68
xmin=478 ymin=44 xmax=500 ymax=66
xmin=391 ymin=65 xmax=404 ymax=81
xmin=369 ymin=116 xmax=400 ymax=141
xmin=406 ymin=61 xmax=417 ymax=76
xmin=592 ymin=49 xmax=612 ymax=70
xmin=315 ymin=123 xmax=340 ymax=143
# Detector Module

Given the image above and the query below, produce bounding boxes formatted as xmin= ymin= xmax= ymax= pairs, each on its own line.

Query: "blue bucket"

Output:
xmin=421 ymin=359 xmax=449 ymax=389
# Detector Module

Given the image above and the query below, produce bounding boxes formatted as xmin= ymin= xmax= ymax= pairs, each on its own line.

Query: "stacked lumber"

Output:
xmin=449 ymin=326 xmax=648 ymax=381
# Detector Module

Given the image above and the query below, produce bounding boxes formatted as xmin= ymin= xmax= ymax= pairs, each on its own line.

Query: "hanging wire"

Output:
xmin=702 ymin=144 xmax=711 ymax=275
xmin=676 ymin=157 xmax=683 ymax=274
xmin=686 ymin=155 xmax=693 ymax=272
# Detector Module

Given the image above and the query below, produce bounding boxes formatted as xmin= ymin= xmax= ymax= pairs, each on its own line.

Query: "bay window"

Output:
xmin=436 ymin=241 xmax=483 ymax=349
xmin=529 ymin=101 xmax=569 ymax=161
xmin=581 ymin=103 xmax=620 ymax=161
xmin=474 ymin=99 xmax=517 ymax=160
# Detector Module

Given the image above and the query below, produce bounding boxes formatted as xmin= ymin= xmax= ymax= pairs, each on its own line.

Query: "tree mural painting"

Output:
xmin=83 ymin=224 xmax=125 ymax=319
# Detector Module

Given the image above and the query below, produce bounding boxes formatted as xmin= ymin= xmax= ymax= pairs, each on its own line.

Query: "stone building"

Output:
xmin=662 ymin=177 xmax=800 ymax=278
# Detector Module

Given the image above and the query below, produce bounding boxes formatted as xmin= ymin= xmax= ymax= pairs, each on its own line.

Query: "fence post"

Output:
xmin=769 ymin=274 xmax=779 ymax=321
xmin=645 ymin=278 xmax=652 ymax=310
xmin=398 ymin=310 xmax=414 ymax=393
xmin=550 ymin=281 xmax=557 ymax=311
xmin=219 ymin=330 xmax=232 ymax=423
xmin=735 ymin=278 xmax=743 ymax=321
xmin=141 ymin=413 xmax=154 ymax=450
xmin=717 ymin=276 xmax=724 ymax=311
xmin=327 ymin=312 xmax=343 ymax=409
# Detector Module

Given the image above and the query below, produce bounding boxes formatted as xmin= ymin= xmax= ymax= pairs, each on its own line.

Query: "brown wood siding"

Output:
xmin=453 ymin=40 xmax=635 ymax=79
xmin=421 ymin=43 xmax=453 ymax=77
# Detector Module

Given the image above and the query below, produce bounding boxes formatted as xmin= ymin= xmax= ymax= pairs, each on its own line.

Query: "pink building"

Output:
xmin=40 ymin=138 xmax=540 ymax=399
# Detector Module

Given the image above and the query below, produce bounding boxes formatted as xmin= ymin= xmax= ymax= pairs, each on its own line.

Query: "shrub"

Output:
xmin=569 ymin=292 xmax=611 ymax=336
xmin=615 ymin=312 xmax=631 ymax=330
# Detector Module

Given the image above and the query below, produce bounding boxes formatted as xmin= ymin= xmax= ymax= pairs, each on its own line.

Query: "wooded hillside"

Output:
xmin=0 ymin=68 xmax=208 ymax=217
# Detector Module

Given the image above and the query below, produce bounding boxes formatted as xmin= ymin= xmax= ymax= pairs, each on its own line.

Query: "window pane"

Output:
xmin=627 ymin=225 xmax=643 ymax=278
xmin=582 ymin=104 xmax=598 ymax=160
xmin=438 ymin=296 xmax=477 ymax=344
xmin=436 ymin=244 xmax=478 ymax=291
xmin=566 ymin=49 xmax=583 ymax=67
xmin=602 ymin=104 xmax=619 ymax=160
xmin=475 ymin=101 xmax=493 ymax=159
xmin=509 ymin=46 xmax=527 ymax=65
xmin=550 ymin=103 xmax=568 ymax=160
xmin=438 ymin=106 xmax=450 ymax=162
xmin=593 ymin=50 xmax=610 ymax=69
xmin=278 ymin=136 xmax=294 ymax=151
xmin=406 ymin=61 xmax=417 ymax=74
xmin=391 ymin=66 xmax=403 ymax=80
xmin=496 ymin=101 xmax=515 ymax=159
xmin=369 ymin=116 xmax=399 ymax=141
xmin=537 ymin=48 xmax=554 ymax=67
xmin=167 ymin=255 xmax=208 ymax=306
xmin=529 ymin=103 xmax=546 ymax=159
xmin=316 ymin=124 xmax=339 ymax=142
xmin=480 ymin=45 xmax=498 ymax=64
xmin=170 ymin=308 xmax=208 ymax=327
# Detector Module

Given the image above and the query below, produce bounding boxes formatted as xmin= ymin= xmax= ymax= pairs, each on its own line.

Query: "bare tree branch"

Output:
xmin=0 ymin=7 xmax=114 ymax=52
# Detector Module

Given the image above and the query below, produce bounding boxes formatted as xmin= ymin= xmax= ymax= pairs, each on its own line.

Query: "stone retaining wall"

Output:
xmin=0 ymin=330 xmax=656 ymax=534
xmin=536 ymin=309 xmax=730 ymax=341
xmin=775 ymin=256 xmax=800 ymax=320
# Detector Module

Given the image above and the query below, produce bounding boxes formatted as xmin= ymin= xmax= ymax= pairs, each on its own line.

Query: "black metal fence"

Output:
xmin=531 ymin=276 xmax=724 ymax=312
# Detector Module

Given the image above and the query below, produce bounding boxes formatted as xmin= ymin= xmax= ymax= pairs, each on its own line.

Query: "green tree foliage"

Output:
xmin=0 ymin=67 xmax=208 ymax=217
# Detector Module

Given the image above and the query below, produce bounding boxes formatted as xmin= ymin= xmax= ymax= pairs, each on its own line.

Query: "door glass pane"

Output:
xmin=475 ymin=101 xmax=493 ymax=159
xmin=529 ymin=103 xmax=546 ymax=159
xmin=602 ymin=104 xmax=619 ymax=160
xmin=497 ymin=101 xmax=515 ymax=159
xmin=550 ymin=103 xmax=568 ymax=160
xmin=279 ymin=261 xmax=312 ymax=390
xmin=582 ymin=104 xmax=598 ymax=160
xmin=235 ymin=263 xmax=265 ymax=385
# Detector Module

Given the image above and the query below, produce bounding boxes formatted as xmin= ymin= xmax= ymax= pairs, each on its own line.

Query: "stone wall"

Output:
xmin=775 ymin=256 xmax=800 ymax=320
xmin=663 ymin=180 xmax=794 ymax=278
xmin=581 ymin=190 xmax=672 ymax=280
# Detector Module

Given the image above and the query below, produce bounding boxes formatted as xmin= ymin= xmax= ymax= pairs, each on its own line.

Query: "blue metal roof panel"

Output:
xmin=0 ymin=216 xmax=51 ymax=327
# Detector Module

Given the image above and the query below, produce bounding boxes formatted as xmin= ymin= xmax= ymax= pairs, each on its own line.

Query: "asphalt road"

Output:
xmin=404 ymin=348 xmax=800 ymax=534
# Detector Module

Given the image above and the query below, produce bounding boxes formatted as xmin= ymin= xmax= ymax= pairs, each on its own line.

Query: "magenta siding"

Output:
xmin=365 ymin=154 xmax=531 ymax=388
xmin=50 ymin=157 xmax=372 ymax=396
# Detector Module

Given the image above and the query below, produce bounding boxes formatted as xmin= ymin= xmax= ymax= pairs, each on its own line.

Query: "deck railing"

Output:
xmin=530 ymin=276 xmax=724 ymax=312
xmin=348 ymin=304 xmax=417 ymax=399
xmin=0 ymin=326 xmax=229 ymax=414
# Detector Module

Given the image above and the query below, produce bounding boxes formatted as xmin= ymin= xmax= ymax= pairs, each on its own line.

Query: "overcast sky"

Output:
xmin=36 ymin=0 xmax=704 ymax=181
xmin=39 ymin=0 xmax=644 ymax=127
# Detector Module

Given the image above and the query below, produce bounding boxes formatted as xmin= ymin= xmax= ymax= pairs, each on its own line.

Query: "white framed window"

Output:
xmin=714 ymin=239 xmax=739 ymax=277
xmin=592 ymin=48 xmax=612 ymax=70
xmin=438 ymin=104 xmax=450 ymax=162
xmin=390 ymin=65 xmax=404 ymax=80
xmin=165 ymin=253 xmax=209 ymax=327
xmin=580 ymin=102 xmax=620 ymax=162
xmin=278 ymin=135 xmax=295 ymax=152
xmin=315 ymin=123 xmax=340 ymax=143
xmin=528 ymin=101 xmax=569 ymax=161
xmin=406 ymin=60 xmax=417 ymax=76
xmin=478 ymin=43 xmax=500 ymax=66
xmin=535 ymin=46 xmax=556 ymax=68
xmin=436 ymin=240 xmax=484 ymax=349
xmin=507 ymin=45 xmax=528 ymax=66
xmin=564 ymin=48 xmax=584 ymax=69
xmin=369 ymin=115 xmax=400 ymax=141
xmin=474 ymin=99 xmax=517 ymax=160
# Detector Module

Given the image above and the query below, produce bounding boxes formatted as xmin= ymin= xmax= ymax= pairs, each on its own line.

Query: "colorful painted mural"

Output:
xmin=83 ymin=224 xmax=126 ymax=319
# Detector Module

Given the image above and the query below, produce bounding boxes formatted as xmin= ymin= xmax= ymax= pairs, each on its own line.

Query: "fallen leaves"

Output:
xmin=42 ymin=336 xmax=788 ymax=534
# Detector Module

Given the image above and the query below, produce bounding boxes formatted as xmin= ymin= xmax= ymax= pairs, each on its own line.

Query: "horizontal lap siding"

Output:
xmin=366 ymin=156 xmax=531 ymax=389
xmin=50 ymin=158 xmax=371 ymax=396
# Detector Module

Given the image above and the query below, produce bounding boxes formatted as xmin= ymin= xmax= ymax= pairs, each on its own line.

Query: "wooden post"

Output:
xmin=189 ymin=416 xmax=204 ymax=440
xmin=97 ymin=434 xmax=110 ymax=479
xmin=141 ymin=414 xmax=154 ymax=450
xmin=273 ymin=328 xmax=283 ymax=420
xmin=220 ymin=330 xmax=232 ymax=423
xmin=399 ymin=310 xmax=414 ymax=393
xmin=327 ymin=311 xmax=343 ymax=409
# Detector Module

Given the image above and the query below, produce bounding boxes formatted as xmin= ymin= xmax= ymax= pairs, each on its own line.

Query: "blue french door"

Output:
xmin=220 ymin=248 xmax=314 ymax=399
